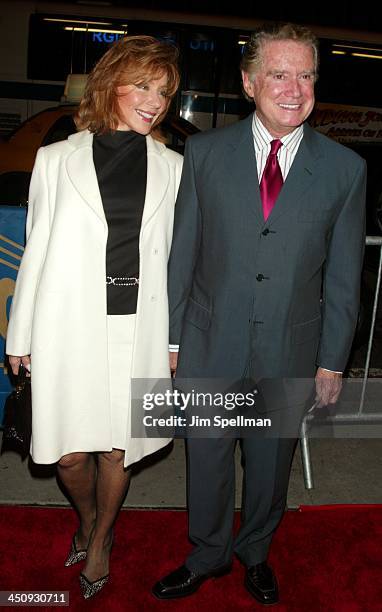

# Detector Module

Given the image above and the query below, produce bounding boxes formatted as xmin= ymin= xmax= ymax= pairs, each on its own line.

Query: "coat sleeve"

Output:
xmin=6 ymin=147 xmax=50 ymax=356
xmin=168 ymin=137 xmax=202 ymax=345
xmin=317 ymin=157 xmax=367 ymax=371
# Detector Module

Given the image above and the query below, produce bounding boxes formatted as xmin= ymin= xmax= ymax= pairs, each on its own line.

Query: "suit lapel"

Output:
xmin=66 ymin=130 xmax=107 ymax=228
xmin=140 ymin=135 xmax=169 ymax=233
xmin=224 ymin=114 xmax=264 ymax=228
xmin=266 ymin=123 xmax=324 ymax=227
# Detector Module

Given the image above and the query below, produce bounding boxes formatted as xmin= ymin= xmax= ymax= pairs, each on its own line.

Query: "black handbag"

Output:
xmin=1 ymin=364 xmax=32 ymax=460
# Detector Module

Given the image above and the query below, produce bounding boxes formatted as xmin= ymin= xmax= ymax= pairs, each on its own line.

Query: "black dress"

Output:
xmin=93 ymin=129 xmax=147 ymax=314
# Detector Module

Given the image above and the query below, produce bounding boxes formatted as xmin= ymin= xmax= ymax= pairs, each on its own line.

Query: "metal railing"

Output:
xmin=300 ymin=235 xmax=382 ymax=489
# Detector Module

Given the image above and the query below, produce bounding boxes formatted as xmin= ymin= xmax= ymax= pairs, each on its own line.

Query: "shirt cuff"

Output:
xmin=169 ymin=344 xmax=179 ymax=352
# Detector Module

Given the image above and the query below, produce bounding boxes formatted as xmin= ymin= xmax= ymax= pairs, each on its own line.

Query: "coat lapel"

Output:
xmin=140 ymin=135 xmax=170 ymax=232
xmin=266 ymin=123 xmax=324 ymax=227
xmin=66 ymin=131 xmax=107 ymax=228
xmin=65 ymin=132 xmax=169 ymax=233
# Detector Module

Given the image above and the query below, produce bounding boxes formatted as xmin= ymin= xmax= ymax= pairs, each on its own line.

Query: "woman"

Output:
xmin=6 ymin=35 xmax=182 ymax=599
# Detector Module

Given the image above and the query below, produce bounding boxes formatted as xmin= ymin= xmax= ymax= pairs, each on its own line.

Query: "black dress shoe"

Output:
xmin=152 ymin=563 xmax=231 ymax=599
xmin=245 ymin=562 xmax=279 ymax=605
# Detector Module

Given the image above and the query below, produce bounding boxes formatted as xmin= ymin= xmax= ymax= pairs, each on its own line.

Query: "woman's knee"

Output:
xmin=98 ymin=449 xmax=125 ymax=466
xmin=58 ymin=452 xmax=90 ymax=469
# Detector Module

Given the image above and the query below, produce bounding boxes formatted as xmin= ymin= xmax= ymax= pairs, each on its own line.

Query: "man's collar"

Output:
xmin=252 ymin=112 xmax=304 ymax=151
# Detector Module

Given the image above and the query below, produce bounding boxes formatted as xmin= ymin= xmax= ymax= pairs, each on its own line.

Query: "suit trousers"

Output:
xmin=185 ymin=416 xmax=303 ymax=572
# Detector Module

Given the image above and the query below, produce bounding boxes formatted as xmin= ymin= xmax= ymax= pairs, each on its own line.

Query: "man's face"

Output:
xmin=242 ymin=40 xmax=316 ymax=138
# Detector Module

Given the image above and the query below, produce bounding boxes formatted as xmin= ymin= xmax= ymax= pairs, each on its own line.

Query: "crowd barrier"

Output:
xmin=300 ymin=236 xmax=382 ymax=488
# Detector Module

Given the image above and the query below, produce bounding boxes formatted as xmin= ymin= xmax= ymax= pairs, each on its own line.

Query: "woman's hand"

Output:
xmin=8 ymin=355 xmax=31 ymax=376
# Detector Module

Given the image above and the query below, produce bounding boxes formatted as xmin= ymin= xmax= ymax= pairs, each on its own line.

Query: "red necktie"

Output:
xmin=260 ymin=139 xmax=283 ymax=221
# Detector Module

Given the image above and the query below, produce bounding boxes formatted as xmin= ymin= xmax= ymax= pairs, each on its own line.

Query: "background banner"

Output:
xmin=0 ymin=205 xmax=26 ymax=421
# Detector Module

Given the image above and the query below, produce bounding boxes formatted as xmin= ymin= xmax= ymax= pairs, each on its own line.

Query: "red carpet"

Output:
xmin=0 ymin=505 xmax=381 ymax=611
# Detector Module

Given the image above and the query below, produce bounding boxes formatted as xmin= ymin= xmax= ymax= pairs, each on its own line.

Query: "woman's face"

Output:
xmin=116 ymin=73 xmax=169 ymax=133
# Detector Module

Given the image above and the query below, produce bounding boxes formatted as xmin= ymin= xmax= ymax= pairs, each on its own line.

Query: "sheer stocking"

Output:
xmin=82 ymin=449 xmax=131 ymax=581
xmin=57 ymin=452 xmax=97 ymax=549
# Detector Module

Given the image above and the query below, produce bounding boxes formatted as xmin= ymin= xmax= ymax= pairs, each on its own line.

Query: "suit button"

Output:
xmin=262 ymin=229 xmax=270 ymax=236
xmin=256 ymin=274 xmax=264 ymax=281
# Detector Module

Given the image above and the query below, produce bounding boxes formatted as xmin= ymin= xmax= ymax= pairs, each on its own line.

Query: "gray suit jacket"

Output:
xmin=168 ymin=114 xmax=366 ymax=380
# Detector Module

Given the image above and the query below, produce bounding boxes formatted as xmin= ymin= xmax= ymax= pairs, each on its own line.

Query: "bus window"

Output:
xmin=317 ymin=39 xmax=382 ymax=108
xmin=219 ymin=32 xmax=247 ymax=96
xmin=28 ymin=14 xmax=127 ymax=81
xmin=183 ymin=32 xmax=217 ymax=92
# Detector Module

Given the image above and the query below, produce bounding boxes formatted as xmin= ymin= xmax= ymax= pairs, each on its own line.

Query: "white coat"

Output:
xmin=6 ymin=130 xmax=183 ymax=466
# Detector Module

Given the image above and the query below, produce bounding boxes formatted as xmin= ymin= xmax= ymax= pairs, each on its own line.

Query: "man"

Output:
xmin=153 ymin=23 xmax=366 ymax=604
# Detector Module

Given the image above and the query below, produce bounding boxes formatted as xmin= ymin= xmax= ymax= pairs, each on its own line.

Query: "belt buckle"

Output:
xmin=106 ymin=276 xmax=139 ymax=286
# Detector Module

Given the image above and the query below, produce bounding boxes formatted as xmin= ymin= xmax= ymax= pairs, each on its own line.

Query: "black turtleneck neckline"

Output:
xmin=94 ymin=129 xmax=146 ymax=148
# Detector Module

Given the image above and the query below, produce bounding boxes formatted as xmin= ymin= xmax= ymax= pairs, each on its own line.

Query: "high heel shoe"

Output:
xmin=78 ymin=530 xmax=113 ymax=599
xmin=64 ymin=533 xmax=87 ymax=567
xmin=79 ymin=572 xmax=109 ymax=599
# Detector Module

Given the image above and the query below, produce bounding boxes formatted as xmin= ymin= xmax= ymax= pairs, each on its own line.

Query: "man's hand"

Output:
xmin=169 ymin=351 xmax=178 ymax=377
xmin=315 ymin=367 xmax=342 ymax=407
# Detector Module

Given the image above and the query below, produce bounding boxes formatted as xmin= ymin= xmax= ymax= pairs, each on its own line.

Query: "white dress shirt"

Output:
xmin=252 ymin=112 xmax=303 ymax=181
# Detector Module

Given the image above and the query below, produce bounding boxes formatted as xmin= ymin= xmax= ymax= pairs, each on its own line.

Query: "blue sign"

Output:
xmin=92 ymin=32 xmax=124 ymax=44
xmin=189 ymin=39 xmax=215 ymax=52
xmin=0 ymin=206 xmax=27 ymax=422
